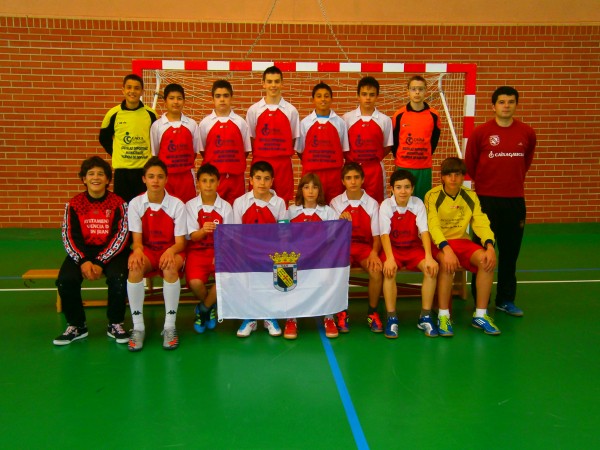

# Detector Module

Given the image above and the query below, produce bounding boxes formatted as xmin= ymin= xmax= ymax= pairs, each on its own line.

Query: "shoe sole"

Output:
xmin=417 ymin=325 xmax=439 ymax=338
xmin=163 ymin=345 xmax=179 ymax=350
xmin=107 ymin=332 xmax=129 ymax=344
xmin=284 ymin=334 xmax=297 ymax=340
xmin=53 ymin=332 xmax=88 ymax=346
xmin=128 ymin=345 xmax=143 ymax=352
xmin=496 ymin=306 xmax=524 ymax=317
xmin=384 ymin=333 xmax=398 ymax=339
xmin=439 ymin=332 xmax=454 ymax=337
xmin=472 ymin=323 xmax=501 ymax=335
xmin=370 ymin=327 xmax=383 ymax=333
xmin=325 ymin=333 xmax=339 ymax=338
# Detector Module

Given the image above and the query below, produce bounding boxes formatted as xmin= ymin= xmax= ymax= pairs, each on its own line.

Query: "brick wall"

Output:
xmin=0 ymin=18 xmax=598 ymax=227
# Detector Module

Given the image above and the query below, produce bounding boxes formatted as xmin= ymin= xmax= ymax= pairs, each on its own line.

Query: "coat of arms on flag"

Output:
xmin=270 ymin=251 xmax=300 ymax=292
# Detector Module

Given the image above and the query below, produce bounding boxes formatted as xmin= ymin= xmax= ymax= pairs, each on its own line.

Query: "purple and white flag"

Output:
xmin=215 ymin=220 xmax=351 ymax=319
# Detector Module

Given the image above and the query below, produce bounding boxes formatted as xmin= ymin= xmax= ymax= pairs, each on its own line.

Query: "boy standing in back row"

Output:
xmin=150 ymin=83 xmax=200 ymax=203
xmin=392 ymin=76 xmax=442 ymax=200
xmin=246 ymin=66 xmax=300 ymax=204
xmin=343 ymin=76 xmax=393 ymax=203
xmin=100 ymin=74 xmax=158 ymax=203
xmin=198 ymin=79 xmax=252 ymax=206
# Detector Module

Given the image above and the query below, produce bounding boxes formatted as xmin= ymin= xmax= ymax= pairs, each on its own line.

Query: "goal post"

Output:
xmin=132 ymin=60 xmax=476 ymax=179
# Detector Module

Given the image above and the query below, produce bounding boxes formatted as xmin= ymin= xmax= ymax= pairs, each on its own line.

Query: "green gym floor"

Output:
xmin=0 ymin=224 xmax=598 ymax=449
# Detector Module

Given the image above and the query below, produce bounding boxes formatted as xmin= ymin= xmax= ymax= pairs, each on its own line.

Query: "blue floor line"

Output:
xmin=318 ymin=321 xmax=369 ymax=450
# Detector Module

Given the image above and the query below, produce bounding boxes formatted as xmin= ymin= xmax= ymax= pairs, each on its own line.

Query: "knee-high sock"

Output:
xmin=163 ymin=279 xmax=181 ymax=329
xmin=127 ymin=280 xmax=145 ymax=331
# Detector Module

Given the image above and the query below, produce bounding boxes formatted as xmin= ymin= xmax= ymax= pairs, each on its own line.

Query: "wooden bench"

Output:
xmin=22 ymin=269 xmax=199 ymax=312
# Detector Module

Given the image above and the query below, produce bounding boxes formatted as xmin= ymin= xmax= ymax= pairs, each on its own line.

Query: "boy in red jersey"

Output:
xmin=185 ymin=163 xmax=233 ymax=334
xmin=343 ymin=76 xmax=393 ymax=203
xmin=245 ymin=66 xmax=300 ymax=204
xmin=198 ymin=80 xmax=252 ymax=205
xmin=465 ymin=86 xmax=536 ymax=317
xmin=425 ymin=157 xmax=500 ymax=337
xmin=379 ymin=170 xmax=438 ymax=339
xmin=150 ymin=83 xmax=200 ymax=203
xmin=53 ymin=156 xmax=130 ymax=346
xmin=330 ymin=163 xmax=383 ymax=333
xmin=232 ymin=160 xmax=287 ymax=337
xmin=99 ymin=74 xmax=157 ymax=203
xmin=127 ymin=157 xmax=187 ymax=351
xmin=392 ymin=75 xmax=442 ymax=200
xmin=296 ymin=82 xmax=349 ymax=203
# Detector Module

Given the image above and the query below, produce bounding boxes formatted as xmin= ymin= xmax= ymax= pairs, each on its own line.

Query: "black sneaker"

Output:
xmin=107 ymin=323 xmax=130 ymax=344
xmin=53 ymin=325 xmax=88 ymax=346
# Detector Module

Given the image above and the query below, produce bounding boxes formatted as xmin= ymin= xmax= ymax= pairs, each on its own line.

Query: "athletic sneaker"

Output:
xmin=53 ymin=325 xmax=88 ymax=346
xmin=437 ymin=315 xmax=454 ymax=337
xmin=107 ymin=323 xmax=129 ymax=344
xmin=472 ymin=313 xmax=501 ymax=335
xmin=206 ymin=305 xmax=217 ymax=330
xmin=384 ymin=317 xmax=399 ymax=339
xmin=193 ymin=304 xmax=207 ymax=334
xmin=496 ymin=302 xmax=524 ymax=317
xmin=323 ymin=317 xmax=339 ymax=338
xmin=367 ymin=312 xmax=383 ymax=333
xmin=162 ymin=328 xmax=179 ymax=350
xmin=283 ymin=319 xmax=298 ymax=340
xmin=237 ymin=320 xmax=257 ymax=338
xmin=417 ymin=315 xmax=439 ymax=338
xmin=337 ymin=310 xmax=350 ymax=333
xmin=128 ymin=329 xmax=145 ymax=352
xmin=264 ymin=319 xmax=282 ymax=337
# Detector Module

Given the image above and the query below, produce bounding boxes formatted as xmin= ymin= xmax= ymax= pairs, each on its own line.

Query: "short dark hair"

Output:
xmin=262 ymin=66 xmax=283 ymax=81
xmin=295 ymin=173 xmax=326 ymax=206
xmin=390 ymin=169 xmax=415 ymax=188
xmin=123 ymin=74 xmax=144 ymax=89
xmin=407 ymin=75 xmax=427 ymax=89
xmin=79 ymin=156 xmax=112 ymax=183
xmin=357 ymin=76 xmax=379 ymax=95
xmin=250 ymin=160 xmax=274 ymax=178
xmin=143 ymin=156 xmax=168 ymax=176
xmin=341 ymin=162 xmax=364 ymax=179
xmin=492 ymin=86 xmax=519 ymax=104
xmin=212 ymin=79 xmax=233 ymax=97
xmin=312 ymin=82 xmax=333 ymax=98
xmin=163 ymin=83 xmax=184 ymax=99
xmin=440 ymin=157 xmax=467 ymax=176
xmin=197 ymin=163 xmax=220 ymax=181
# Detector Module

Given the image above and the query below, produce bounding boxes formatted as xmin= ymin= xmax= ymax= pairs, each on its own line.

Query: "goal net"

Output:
xmin=133 ymin=60 xmax=476 ymax=185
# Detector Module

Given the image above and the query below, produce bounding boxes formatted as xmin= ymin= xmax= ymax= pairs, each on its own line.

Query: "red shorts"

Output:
xmin=350 ymin=242 xmax=373 ymax=267
xmin=185 ymin=249 xmax=215 ymax=284
xmin=166 ymin=171 xmax=197 ymax=204
xmin=431 ymin=239 xmax=482 ymax=273
xmin=380 ymin=245 xmax=425 ymax=272
xmin=251 ymin=157 xmax=294 ymax=204
xmin=303 ymin=168 xmax=344 ymax=204
xmin=144 ymin=248 xmax=186 ymax=276
xmin=217 ymin=173 xmax=245 ymax=206
xmin=360 ymin=161 xmax=385 ymax=203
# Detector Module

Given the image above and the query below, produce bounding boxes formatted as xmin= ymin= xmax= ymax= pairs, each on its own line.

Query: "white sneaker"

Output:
xmin=263 ymin=319 xmax=282 ymax=337
xmin=237 ymin=320 xmax=257 ymax=337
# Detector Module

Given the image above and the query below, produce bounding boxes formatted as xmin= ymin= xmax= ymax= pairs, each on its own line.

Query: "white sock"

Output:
xmin=475 ymin=308 xmax=487 ymax=318
xmin=438 ymin=309 xmax=450 ymax=318
xmin=163 ymin=279 xmax=180 ymax=329
xmin=127 ymin=280 xmax=145 ymax=331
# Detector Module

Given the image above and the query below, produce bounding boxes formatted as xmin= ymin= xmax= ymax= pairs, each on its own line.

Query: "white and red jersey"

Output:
xmin=128 ymin=190 xmax=187 ymax=252
xmin=343 ymin=107 xmax=393 ymax=164
xmin=296 ymin=110 xmax=349 ymax=171
xmin=199 ymin=110 xmax=251 ymax=175
xmin=232 ymin=190 xmax=287 ymax=224
xmin=246 ymin=98 xmax=300 ymax=159
xmin=379 ymin=196 xmax=428 ymax=249
xmin=287 ymin=204 xmax=338 ymax=222
xmin=185 ymin=194 xmax=233 ymax=252
xmin=330 ymin=190 xmax=380 ymax=247
xmin=150 ymin=113 xmax=200 ymax=173
xmin=465 ymin=118 xmax=537 ymax=198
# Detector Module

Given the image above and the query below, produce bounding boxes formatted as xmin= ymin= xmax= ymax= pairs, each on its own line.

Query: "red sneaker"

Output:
xmin=367 ymin=312 xmax=383 ymax=333
xmin=336 ymin=310 xmax=350 ymax=333
xmin=324 ymin=317 xmax=339 ymax=338
xmin=283 ymin=319 xmax=298 ymax=340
